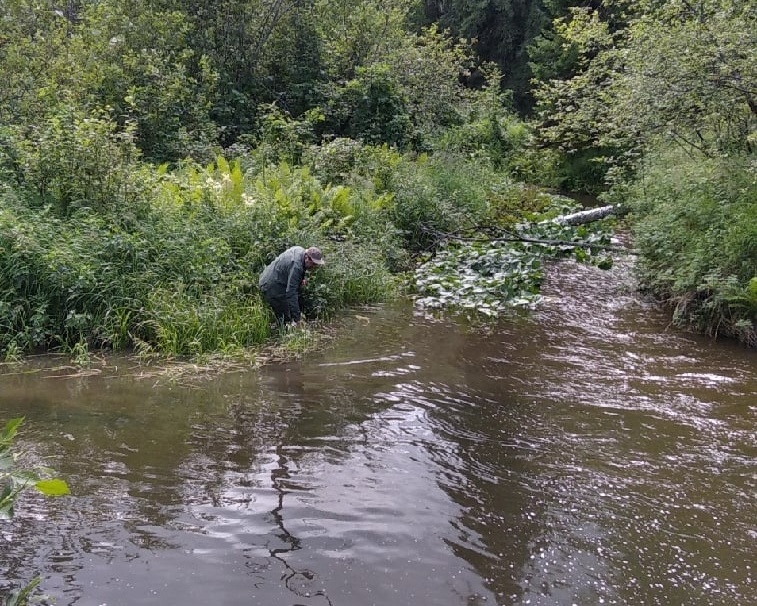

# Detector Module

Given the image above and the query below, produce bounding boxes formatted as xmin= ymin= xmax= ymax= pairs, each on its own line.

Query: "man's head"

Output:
xmin=304 ymin=246 xmax=325 ymax=270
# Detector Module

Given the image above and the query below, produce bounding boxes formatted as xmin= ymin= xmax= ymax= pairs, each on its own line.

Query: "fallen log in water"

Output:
xmin=553 ymin=205 xmax=618 ymax=226
xmin=419 ymin=203 xmax=632 ymax=252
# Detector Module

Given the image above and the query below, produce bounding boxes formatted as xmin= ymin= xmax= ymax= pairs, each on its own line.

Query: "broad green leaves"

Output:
xmin=412 ymin=198 xmax=615 ymax=318
xmin=1 ymin=417 xmax=70 ymax=520
xmin=34 ymin=478 xmax=71 ymax=497
xmin=1 ymin=418 xmax=68 ymax=606
xmin=414 ymin=241 xmax=544 ymax=315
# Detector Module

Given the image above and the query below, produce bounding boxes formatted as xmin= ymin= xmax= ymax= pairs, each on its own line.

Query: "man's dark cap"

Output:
xmin=306 ymin=247 xmax=324 ymax=265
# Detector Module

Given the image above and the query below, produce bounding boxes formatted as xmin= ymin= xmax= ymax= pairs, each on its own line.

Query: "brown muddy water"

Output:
xmin=1 ymin=256 xmax=755 ymax=606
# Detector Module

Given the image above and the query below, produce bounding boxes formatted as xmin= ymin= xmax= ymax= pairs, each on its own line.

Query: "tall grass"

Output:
xmin=0 ymin=150 xmax=409 ymax=359
xmin=144 ymin=288 xmax=272 ymax=357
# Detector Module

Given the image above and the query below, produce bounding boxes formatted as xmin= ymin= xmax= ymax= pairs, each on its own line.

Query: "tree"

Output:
xmin=148 ymin=0 xmax=324 ymax=144
xmin=313 ymin=0 xmax=414 ymax=79
xmin=319 ymin=25 xmax=490 ymax=148
xmin=531 ymin=0 xmax=756 ymax=168
xmin=622 ymin=0 xmax=756 ymax=156
xmin=419 ymin=0 xmax=550 ymax=111
xmin=0 ymin=0 xmax=218 ymax=164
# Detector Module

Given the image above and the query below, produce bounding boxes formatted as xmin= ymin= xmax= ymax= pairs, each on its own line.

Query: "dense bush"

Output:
xmin=379 ymin=153 xmax=494 ymax=253
xmin=3 ymin=130 xmax=603 ymax=360
xmin=2 ymin=103 xmax=152 ymax=218
xmin=0 ymin=0 xmax=753 ymax=355
xmin=624 ymin=151 xmax=757 ymax=346
xmin=0 ymin=154 xmax=400 ymax=359
xmin=322 ymin=65 xmax=413 ymax=147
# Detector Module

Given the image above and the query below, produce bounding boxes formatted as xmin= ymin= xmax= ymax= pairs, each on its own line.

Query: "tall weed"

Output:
xmin=1 ymin=151 xmax=405 ymax=359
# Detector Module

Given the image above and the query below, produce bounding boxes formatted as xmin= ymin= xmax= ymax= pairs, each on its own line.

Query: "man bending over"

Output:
xmin=258 ymin=246 xmax=325 ymax=325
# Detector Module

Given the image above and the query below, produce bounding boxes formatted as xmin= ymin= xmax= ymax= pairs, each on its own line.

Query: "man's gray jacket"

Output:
xmin=258 ymin=246 xmax=306 ymax=321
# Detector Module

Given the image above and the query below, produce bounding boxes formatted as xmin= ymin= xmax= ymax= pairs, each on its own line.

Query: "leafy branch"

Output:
xmin=1 ymin=417 xmax=69 ymax=520
xmin=1 ymin=417 xmax=69 ymax=606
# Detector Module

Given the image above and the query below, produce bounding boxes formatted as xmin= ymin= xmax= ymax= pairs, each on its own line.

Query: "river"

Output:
xmin=1 ymin=254 xmax=755 ymax=606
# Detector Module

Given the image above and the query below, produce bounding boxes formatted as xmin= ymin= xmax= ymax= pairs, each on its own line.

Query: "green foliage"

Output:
xmin=528 ymin=0 xmax=583 ymax=84
xmin=303 ymin=137 xmax=372 ymax=185
xmin=0 ymin=152 xmax=406 ymax=359
xmin=414 ymin=241 xmax=545 ymax=316
xmin=304 ymin=139 xmax=405 ymax=196
xmin=482 ymin=183 xmax=564 ymax=228
xmin=302 ymin=242 xmax=397 ymax=317
xmin=8 ymin=103 xmax=150 ymax=217
xmin=531 ymin=1 xmax=756 ymax=183
xmin=0 ymin=0 xmax=218 ymax=164
xmin=0 ymin=1 xmax=69 ymax=126
xmin=81 ymin=1 xmax=218 ymax=162
xmin=1 ymin=417 xmax=68 ymax=606
xmin=436 ymin=76 xmax=527 ymax=167
xmin=0 ymin=196 xmax=158 ymax=355
xmin=0 ymin=0 xmax=753 ymax=351
xmin=165 ymin=0 xmax=326 ymax=142
xmin=625 ymin=150 xmax=756 ymax=345
xmin=531 ymin=7 xmax=629 ymax=156
xmin=318 ymin=24 xmax=488 ymax=150
xmin=384 ymin=151 xmax=530 ymax=253
xmin=0 ymin=0 xmax=519 ymax=161
xmin=144 ymin=288 xmax=272 ymax=357
xmin=413 ymin=196 xmax=615 ymax=317
xmin=1 ymin=417 xmax=70 ymax=520
xmin=422 ymin=0 xmax=551 ymax=110
xmin=622 ymin=0 xmax=756 ymax=156
xmin=384 ymin=25 xmax=485 ymax=145
xmin=323 ymin=64 xmax=413 ymax=147
xmin=527 ymin=0 xmax=756 ymax=344
xmin=253 ymin=105 xmax=322 ymax=165
xmin=314 ymin=0 xmax=413 ymax=78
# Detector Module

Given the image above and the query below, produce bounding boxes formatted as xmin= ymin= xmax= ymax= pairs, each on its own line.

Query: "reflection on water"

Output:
xmin=1 ymin=256 xmax=755 ymax=606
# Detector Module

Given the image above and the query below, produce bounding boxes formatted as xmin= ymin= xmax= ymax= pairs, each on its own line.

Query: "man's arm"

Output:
xmin=285 ymin=261 xmax=304 ymax=322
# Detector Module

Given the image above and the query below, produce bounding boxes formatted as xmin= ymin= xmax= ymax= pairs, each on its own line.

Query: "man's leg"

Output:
xmin=264 ymin=293 xmax=290 ymax=323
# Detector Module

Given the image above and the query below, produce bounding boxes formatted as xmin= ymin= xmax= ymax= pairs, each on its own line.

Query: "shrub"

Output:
xmin=10 ymin=103 xmax=151 ymax=219
xmin=1 ymin=151 xmax=407 ymax=359
xmin=322 ymin=64 xmax=412 ymax=147
xmin=303 ymin=241 xmax=397 ymax=318
xmin=382 ymin=153 xmax=483 ymax=252
xmin=627 ymin=150 xmax=756 ymax=344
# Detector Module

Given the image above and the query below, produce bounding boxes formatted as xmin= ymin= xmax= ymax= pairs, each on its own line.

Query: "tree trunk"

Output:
xmin=554 ymin=205 xmax=617 ymax=226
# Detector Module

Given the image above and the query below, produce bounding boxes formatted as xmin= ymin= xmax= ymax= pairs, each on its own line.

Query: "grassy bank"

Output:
xmin=0 ymin=153 xmax=401 ymax=360
xmin=2 ymin=118 xmax=629 ymax=362
xmin=618 ymin=150 xmax=757 ymax=347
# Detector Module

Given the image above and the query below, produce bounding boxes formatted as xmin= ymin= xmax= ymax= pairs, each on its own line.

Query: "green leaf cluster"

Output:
xmin=531 ymin=0 xmax=756 ymax=166
xmin=1 ymin=418 xmax=69 ymax=521
xmin=412 ymin=196 xmax=615 ymax=318
xmin=0 ymin=0 xmax=753 ymax=350
xmin=0 ymin=150 xmax=404 ymax=358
